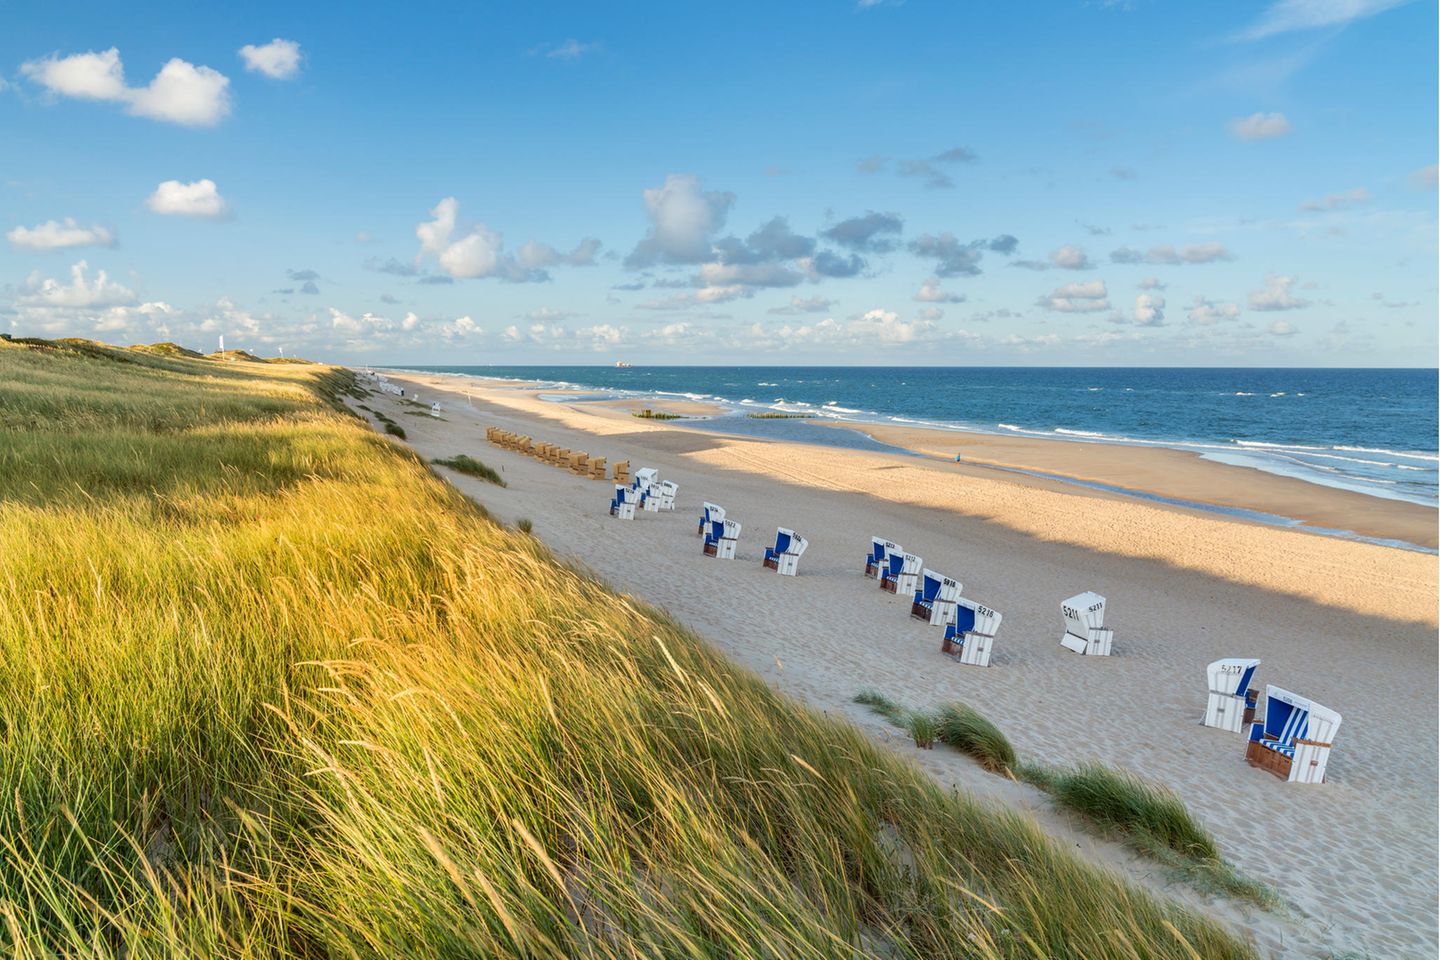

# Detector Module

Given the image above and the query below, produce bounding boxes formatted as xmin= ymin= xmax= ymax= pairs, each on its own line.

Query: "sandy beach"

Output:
xmin=361 ymin=372 xmax=1438 ymax=959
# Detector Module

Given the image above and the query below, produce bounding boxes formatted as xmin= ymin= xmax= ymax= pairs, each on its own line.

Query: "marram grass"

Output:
xmin=0 ymin=337 xmax=1256 ymax=958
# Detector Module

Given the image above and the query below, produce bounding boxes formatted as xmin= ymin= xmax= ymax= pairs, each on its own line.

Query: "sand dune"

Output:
xmin=364 ymin=373 xmax=1438 ymax=959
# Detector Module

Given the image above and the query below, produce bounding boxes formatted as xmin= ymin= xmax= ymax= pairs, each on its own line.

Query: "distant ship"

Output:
xmin=615 ymin=361 xmax=631 ymax=368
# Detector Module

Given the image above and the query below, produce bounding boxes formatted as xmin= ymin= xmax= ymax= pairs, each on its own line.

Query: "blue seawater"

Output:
xmin=394 ymin=366 xmax=1438 ymax=508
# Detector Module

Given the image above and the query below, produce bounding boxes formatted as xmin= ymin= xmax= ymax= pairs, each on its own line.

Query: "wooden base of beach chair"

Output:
xmin=910 ymin=602 xmax=930 ymax=621
xmin=703 ymin=542 xmax=718 ymax=557
xmin=1245 ymin=738 xmax=1293 ymax=780
xmin=589 ymin=458 xmax=607 ymax=480
xmin=941 ymin=633 xmax=993 ymax=667
xmin=864 ymin=560 xmax=879 ymax=578
xmin=880 ymin=579 xmax=897 ymax=593
xmin=762 ymin=557 xmax=779 ymax=571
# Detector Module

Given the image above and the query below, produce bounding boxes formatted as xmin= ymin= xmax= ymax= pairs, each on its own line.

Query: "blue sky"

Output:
xmin=1 ymin=0 xmax=1435 ymax=365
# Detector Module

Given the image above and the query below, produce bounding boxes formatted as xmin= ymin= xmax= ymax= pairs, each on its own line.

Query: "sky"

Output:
xmin=1 ymin=0 xmax=1436 ymax=366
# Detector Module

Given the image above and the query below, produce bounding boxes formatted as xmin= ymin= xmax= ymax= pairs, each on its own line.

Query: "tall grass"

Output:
xmin=433 ymin=453 xmax=506 ymax=486
xmin=1045 ymin=764 xmax=1219 ymax=860
xmin=936 ymin=704 xmax=1017 ymax=773
xmin=0 ymin=337 xmax=1255 ymax=958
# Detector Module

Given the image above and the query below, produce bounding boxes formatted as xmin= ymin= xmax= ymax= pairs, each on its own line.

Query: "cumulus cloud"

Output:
xmin=750 ymin=308 xmax=950 ymax=350
xmin=238 ymin=39 xmax=302 ymax=79
xmin=7 ymin=217 xmax=115 ymax=251
xmin=896 ymin=159 xmax=954 ymax=190
xmin=625 ymin=174 xmax=735 ymax=268
xmin=1036 ymin=279 xmax=1109 ymax=313
xmin=768 ymin=295 xmax=836 ymax=315
xmin=415 ymin=196 xmax=579 ymax=282
xmin=22 ymin=47 xmax=231 ymax=126
xmin=1232 ymin=0 xmax=1408 ymax=42
xmin=865 ymin=146 xmax=977 ymax=189
xmin=1300 ymin=186 xmax=1369 ymax=211
xmin=1268 ymin=319 xmax=1298 ymax=336
xmin=1132 ymin=292 xmax=1166 ymax=326
xmin=987 ymin=234 xmax=1019 ymax=255
xmin=502 ymin=320 xmax=626 ymax=349
xmin=1229 ymin=112 xmax=1293 ymax=141
xmin=1186 ymin=296 xmax=1241 ymax=326
xmin=914 ymin=277 xmax=965 ymax=302
xmin=1248 ymin=273 xmax=1310 ymax=311
xmin=147 ymin=179 xmax=230 ymax=218
xmin=1109 ymin=242 xmax=1231 ymax=265
xmin=909 ymin=232 xmax=984 ymax=277
xmin=809 ymin=251 xmax=867 ymax=278
xmin=18 ymin=260 xmax=135 ymax=308
xmin=821 ymin=211 xmax=903 ymax=252
xmin=1050 ymin=244 xmax=1092 ymax=270
xmin=1138 ymin=276 xmax=1166 ymax=290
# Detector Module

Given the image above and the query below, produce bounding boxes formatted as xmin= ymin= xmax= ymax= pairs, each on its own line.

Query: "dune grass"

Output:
xmin=0 ymin=336 xmax=1257 ymax=958
xmin=1043 ymin=763 xmax=1218 ymax=860
xmin=936 ymin=703 xmax=1017 ymax=773
xmin=432 ymin=453 xmax=506 ymax=486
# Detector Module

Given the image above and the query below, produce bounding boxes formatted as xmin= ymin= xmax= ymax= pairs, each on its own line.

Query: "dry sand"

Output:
xmin=360 ymin=372 xmax=1438 ymax=959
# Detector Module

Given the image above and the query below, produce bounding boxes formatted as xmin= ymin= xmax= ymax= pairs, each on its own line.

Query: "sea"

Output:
xmin=397 ymin=366 xmax=1439 ymax=511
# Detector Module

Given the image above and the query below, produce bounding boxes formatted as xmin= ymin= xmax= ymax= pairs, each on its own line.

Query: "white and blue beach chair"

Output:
xmin=703 ymin=518 xmax=741 ymax=560
xmin=763 ymin=528 xmax=808 ymax=576
xmin=1204 ymin=658 xmax=1261 ymax=733
xmin=910 ymin=570 xmax=960 ymax=626
xmin=1246 ymin=685 xmax=1341 ymax=784
xmin=656 ymin=480 xmax=678 ymax=511
xmin=429 ymin=401 xmax=442 ymax=418
xmin=941 ymin=598 xmax=1002 ymax=667
xmin=880 ymin=552 xmax=922 ymax=597
xmin=699 ymin=502 xmax=725 ymax=536
xmin=609 ymin=484 xmax=636 ymax=520
xmin=865 ymin=538 xmax=899 ymax=579
xmin=1060 ymin=591 xmax=1114 ymax=656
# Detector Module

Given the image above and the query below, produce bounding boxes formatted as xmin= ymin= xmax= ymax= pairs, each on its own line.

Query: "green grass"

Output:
xmin=904 ymin=711 xmax=939 ymax=749
xmin=746 ymin=411 xmax=815 ymax=419
xmin=936 ymin=703 xmax=1017 ymax=773
xmin=1043 ymin=763 xmax=1218 ymax=859
xmin=631 ymin=408 xmax=688 ymax=420
xmin=383 ymin=421 xmax=407 ymax=439
xmin=433 ymin=453 xmax=507 ymax=487
xmin=0 ymin=336 xmax=1257 ymax=958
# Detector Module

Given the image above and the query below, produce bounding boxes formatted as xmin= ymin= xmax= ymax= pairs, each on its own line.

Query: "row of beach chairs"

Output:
xmin=487 ymin=427 xmax=630 ymax=483
xmin=482 ymin=424 xmax=1342 ymax=785
xmin=697 ymin=503 xmax=809 ymax=575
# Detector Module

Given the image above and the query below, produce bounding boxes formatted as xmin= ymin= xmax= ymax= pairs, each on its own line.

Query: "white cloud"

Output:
xmin=1186 ymin=296 xmax=1242 ymax=326
xmin=147 ymin=179 xmax=230 ymax=218
xmin=1232 ymin=0 xmax=1408 ymax=42
xmin=914 ymin=277 xmax=965 ymax=302
xmin=532 ymin=39 xmax=602 ymax=60
xmin=1300 ymin=186 xmax=1369 ymax=211
xmin=1037 ymin=279 xmax=1110 ymax=312
xmin=768 ymin=295 xmax=836 ymax=315
xmin=1050 ymin=244 xmax=1092 ymax=269
xmin=19 ymin=260 xmax=135 ymax=308
xmin=1133 ymin=292 xmax=1166 ymax=326
xmin=1138 ymin=276 xmax=1166 ymax=290
xmin=1409 ymin=164 xmax=1438 ymax=189
xmin=22 ymin=48 xmax=232 ymax=127
xmin=625 ymin=174 xmax=735 ymax=267
xmin=1248 ymin=273 xmax=1310 ymax=311
xmin=7 ymin=217 xmax=115 ymax=251
xmin=239 ymin=39 xmax=302 ymax=79
xmin=1110 ymin=242 xmax=1232 ymax=265
xmin=1268 ymin=319 xmax=1299 ymax=336
xmin=1229 ymin=112 xmax=1293 ymax=141
xmin=413 ymin=197 xmax=559 ymax=282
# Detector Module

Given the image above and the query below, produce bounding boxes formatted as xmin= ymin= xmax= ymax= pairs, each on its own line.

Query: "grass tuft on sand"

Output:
xmin=433 ymin=453 xmax=506 ymax=486
xmin=0 ymin=336 xmax=1257 ymax=958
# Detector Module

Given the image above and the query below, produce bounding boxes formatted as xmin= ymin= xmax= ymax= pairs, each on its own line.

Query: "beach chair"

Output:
xmin=633 ymin=468 xmax=660 ymax=511
xmin=1246 ymin=685 xmax=1341 ymax=784
xmin=880 ymin=552 xmax=921 ymax=596
xmin=1059 ymin=591 xmax=1114 ymax=656
xmin=588 ymin=456 xmax=607 ymax=480
xmin=1204 ymin=658 xmax=1261 ymax=733
xmin=556 ymin=448 xmax=571 ymax=468
xmin=571 ymin=452 xmax=590 ymax=475
xmin=763 ymin=528 xmax=808 ymax=576
xmin=656 ymin=480 xmax=678 ymax=510
xmin=941 ymin=598 xmax=1002 ymax=667
xmin=865 ymin=538 xmax=898 ymax=579
xmin=699 ymin=502 xmax=725 ymax=536
xmin=609 ymin=484 xmax=636 ymax=520
xmin=911 ymin=571 xmax=960 ymax=626
xmin=703 ymin=518 xmax=741 ymax=559
xmin=613 ymin=460 xmax=631 ymax=485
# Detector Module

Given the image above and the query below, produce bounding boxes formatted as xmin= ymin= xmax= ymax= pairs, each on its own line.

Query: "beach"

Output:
xmin=366 ymin=371 xmax=1438 ymax=958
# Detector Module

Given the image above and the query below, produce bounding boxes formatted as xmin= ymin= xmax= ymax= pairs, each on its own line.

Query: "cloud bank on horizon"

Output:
xmin=0 ymin=0 xmax=1434 ymax=365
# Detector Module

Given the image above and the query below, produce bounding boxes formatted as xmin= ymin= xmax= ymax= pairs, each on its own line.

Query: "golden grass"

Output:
xmin=0 ymin=337 xmax=1256 ymax=958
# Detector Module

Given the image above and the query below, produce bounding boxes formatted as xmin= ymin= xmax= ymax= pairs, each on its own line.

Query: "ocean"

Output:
xmin=397 ymin=365 xmax=1439 ymax=509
